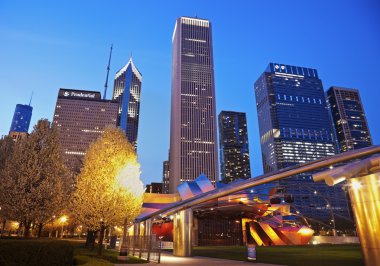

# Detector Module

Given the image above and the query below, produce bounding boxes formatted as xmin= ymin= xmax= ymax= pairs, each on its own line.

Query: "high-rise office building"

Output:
xmin=254 ymin=63 xmax=350 ymax=223
xmin=53 ymin=88 xmax=118 ymax=171
xmin=218 ymin=111 xmax=251 ymax=183
xmin=9 ymin=104 xmax=33 ymax=135
xmin=169 ymin=17 xmax=219 ymax=193
xmin=327 ymin=86 xmax=372 ymax=152
xmin=9 ymin=104 xmax=33 ymax=142
xmin=112 ymin=57 xmax=142 ymax=150
xmin=162 ymin=160 xmax=170 ymax=194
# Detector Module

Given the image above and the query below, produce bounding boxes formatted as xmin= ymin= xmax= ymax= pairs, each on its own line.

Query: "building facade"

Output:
xmin=9 ymin=104 xmax=33 ymax=133
xmin=146 ymin=182 xmax=163 ymax=194
xmin=327 ymin=86 xmax=372 ymax=152
xmin=162 ymin=160 xmax=170 ymax=194
xmin=169 ymin=17 xmax=219 ymax=193
xmin=53 ymin=88 xmax=118 ymax=172
xmin=112 ymin=57 xmax=142 ymax=150
xmin=218 ymin=111 xmax=251 ymax=183
xmin=254 ymin=63 xmax=351 ymax=224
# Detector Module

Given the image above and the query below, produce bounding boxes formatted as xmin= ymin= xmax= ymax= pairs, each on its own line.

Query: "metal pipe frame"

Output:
xmin=136 ymin=145 xmax=380 ymax=222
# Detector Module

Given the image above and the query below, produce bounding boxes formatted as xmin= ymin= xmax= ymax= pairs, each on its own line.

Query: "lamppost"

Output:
xmin=313 ymin=190 xmax=336 ymax=237
xmin=59 ymin=216 xmax=68 ymax=239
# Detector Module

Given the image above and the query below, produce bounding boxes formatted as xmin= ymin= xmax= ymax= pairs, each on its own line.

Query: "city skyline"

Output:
xmin=1 ymin=1 xmax=379 ymax=186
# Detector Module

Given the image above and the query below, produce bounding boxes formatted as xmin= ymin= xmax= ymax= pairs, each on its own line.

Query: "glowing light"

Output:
xmin=59 ymin=215 xmax=68 ymax=223
xmin=116 ymin=162 xmax=144 ymax=197
xmin=312 ymin=240 xmax=319 ymax=245
xmin=298 ymin=227 xmax=314 ymax=236
xmin=351 ymin=180 xmax=362 ymax=190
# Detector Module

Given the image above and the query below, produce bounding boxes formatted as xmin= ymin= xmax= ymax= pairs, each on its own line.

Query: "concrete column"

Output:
xmin=173 ymin=208 xmax=193 ymax=257
xmin=348 ymin=173 xmax=380 ymax=266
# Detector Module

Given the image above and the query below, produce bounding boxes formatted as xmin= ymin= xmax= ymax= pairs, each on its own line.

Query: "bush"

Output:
xmin=0 ymin=239 xmax=73 ymax=266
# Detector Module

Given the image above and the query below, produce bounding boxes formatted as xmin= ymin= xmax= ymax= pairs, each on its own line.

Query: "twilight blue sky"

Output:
xmin=0 ymin=1 xmax=379 ymax=185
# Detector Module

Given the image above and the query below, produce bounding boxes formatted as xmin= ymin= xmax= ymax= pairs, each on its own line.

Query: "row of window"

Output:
xmin=277 ymin=94 xmax=323 ymax=104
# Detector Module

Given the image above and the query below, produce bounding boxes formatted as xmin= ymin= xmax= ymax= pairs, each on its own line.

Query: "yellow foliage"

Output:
xmin=72 ymin=128 xmax=143 ymax=230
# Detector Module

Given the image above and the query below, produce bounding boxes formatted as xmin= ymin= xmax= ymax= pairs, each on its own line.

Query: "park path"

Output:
xmin=115 ymin=252 xmax=286 ymax=266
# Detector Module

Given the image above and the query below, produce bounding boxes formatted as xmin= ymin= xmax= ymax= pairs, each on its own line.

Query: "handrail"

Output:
xmin=136 ymin=145 xmax=380 ymax=222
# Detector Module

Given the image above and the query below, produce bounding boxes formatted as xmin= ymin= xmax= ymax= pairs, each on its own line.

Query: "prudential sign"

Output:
xmin=63 ymin=91 xmax=96 ymax=99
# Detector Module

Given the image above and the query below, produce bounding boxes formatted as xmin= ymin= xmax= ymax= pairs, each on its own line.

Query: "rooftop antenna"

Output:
xmin=103 ymin=44 xmax=113 ymax=100
xmin=29 ymin=91 xmax=33 ymax=106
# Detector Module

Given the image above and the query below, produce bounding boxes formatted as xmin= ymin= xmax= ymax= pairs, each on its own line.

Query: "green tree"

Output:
xmin=72 ymin=127 xmax=143 ymax=256
xmin=0 ymin=119 xmax=72 ymax=237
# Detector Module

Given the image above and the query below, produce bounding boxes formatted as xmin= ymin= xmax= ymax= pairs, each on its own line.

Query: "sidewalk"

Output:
xmin=116 ymin=252 xmax=286 ymax=266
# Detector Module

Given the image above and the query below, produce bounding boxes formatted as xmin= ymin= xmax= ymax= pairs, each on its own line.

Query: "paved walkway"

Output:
xmin=116 ymin=252 xmax=285 ymax=266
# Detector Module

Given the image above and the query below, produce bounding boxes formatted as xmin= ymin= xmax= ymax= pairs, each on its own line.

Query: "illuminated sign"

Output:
xmin=62 ymin=91 xmax=96 ymax=98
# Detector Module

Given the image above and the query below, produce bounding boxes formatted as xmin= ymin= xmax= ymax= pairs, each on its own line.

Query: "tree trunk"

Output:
xmin=37 ymin=223 xmax=43 ymax=238
xmin=1 ymin=220 xmax=5 ymax=237
xmin=91 ymin=231 xmax=97 ymax=250
xmin=97 ymin=224 xmax=105 ymax=256
xmin=24 ymin=221 xmax=31 ymax=238
xmin=85 ymin=230 xmax=91 ymax=248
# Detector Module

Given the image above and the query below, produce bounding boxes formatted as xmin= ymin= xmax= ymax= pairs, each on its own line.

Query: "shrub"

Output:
xmin=0 ymin=239 xmax=73 ymax=266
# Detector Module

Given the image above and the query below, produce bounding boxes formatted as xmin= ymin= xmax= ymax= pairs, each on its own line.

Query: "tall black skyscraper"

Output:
xmin=169 ymin=17 xmax=219 ymax=193
xmin=327 ymin=86 xmax=372 ymax=152
xmin=218 ymin=111 xmax=251 ymax=183
xmin=254 ymin=63 xmax=350 ymax=224
xmin=113 ymin=57 xmax=142 ymax=149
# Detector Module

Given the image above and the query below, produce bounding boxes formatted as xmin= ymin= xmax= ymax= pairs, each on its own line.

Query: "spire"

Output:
xmin=103 ymin=44 xmax=113 ymax=100
xmin=29 ymin=91 xmax=33 ymax=106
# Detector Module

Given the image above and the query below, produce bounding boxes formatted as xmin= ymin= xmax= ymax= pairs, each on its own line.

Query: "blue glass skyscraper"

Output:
xmin=112 ymin=57 xmax=142 ymax=150
xmin=254 ymin=63 xmax=351 ymax=227
xmin=9 ymin=104 xmax=33 ymax=133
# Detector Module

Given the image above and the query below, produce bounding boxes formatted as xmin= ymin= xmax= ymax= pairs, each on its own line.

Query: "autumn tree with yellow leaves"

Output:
xmin=71 ymin=127 xmax=144 ymax=256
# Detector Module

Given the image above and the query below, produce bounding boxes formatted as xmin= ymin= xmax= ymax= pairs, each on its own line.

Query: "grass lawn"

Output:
xmin=69 ymin=240 xmax=148 ymax=265
xmin=193 ymin=244 xmax=364 ymax=266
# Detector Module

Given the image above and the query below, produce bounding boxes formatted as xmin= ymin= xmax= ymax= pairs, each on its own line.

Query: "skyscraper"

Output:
xmin=169 ymin=17 xmax=219 ymax=193
xmin=254 ymin=63 xmax=350 ymax=223
xmin=162 ymin=160 xmax=170 ymax=194
xmin=218 ymin=111 xmax=251 ymax=183
xmin=327 ymin=86 xmax=372 ymax=152
xmin=9 ymin=104 xmax=33 ymax=137
xmin=113 ymin=57 xmax=142 ymax=149
xmin=53 ymin=88 xmax=118 ymax=171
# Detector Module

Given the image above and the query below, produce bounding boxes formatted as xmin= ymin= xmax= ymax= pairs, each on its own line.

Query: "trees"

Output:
xmin=71 ymin=127 xmax=143 ymax=256
xmin=0 ymin=119 xmax=72 ymax=237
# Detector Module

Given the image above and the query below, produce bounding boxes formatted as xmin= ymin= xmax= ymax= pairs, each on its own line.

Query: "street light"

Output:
xmin=59 ymin=216 xmax=68 ymax=239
